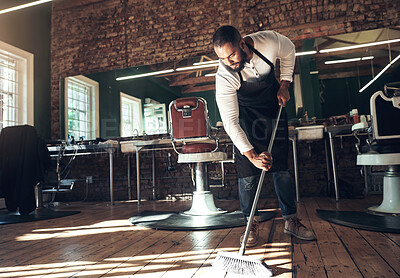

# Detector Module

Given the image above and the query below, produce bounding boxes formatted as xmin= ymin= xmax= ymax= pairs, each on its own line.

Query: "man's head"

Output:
xmin=213 ymin=25 xmax=248 ymax=72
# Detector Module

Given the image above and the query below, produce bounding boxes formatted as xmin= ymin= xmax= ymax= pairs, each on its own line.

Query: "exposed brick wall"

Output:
xmin=51 ymin=0 xmax=399 ymax=139
xmin=50 ymin=0 xmax=397 ymax=202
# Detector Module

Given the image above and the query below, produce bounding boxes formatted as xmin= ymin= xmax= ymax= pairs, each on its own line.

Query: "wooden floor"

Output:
xmin=0 ymin=196 xmax=399 ymax=278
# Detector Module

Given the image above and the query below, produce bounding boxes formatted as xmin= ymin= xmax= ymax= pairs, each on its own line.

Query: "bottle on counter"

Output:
xmin=350 ymin=109 xmax=359 ymax=124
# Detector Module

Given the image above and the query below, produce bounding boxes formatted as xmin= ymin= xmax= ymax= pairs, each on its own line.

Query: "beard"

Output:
xmin=231 ymin=48 xmax=247 ymax=72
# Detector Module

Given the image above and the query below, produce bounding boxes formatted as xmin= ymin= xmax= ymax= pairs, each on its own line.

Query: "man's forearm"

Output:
xmin=280 ymin=80 xmax=290 ymax=89
xmin=243 ymin=149 xmax=258 ymax=160
xmin=243 ymin=149 xmax=273 ymax=171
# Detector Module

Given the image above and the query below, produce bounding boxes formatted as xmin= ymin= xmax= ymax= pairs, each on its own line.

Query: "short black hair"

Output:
xmin=212 ymin=25 xmax=242 ymax=48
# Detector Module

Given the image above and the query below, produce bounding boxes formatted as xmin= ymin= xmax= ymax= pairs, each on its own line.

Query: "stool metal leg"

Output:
xmin=184 ymin=162 xmax=227 ymax=216
xmin=369 ymin=165 xmax=400 ymax=214
xmin=328 ymin=132 xmax=340 ymax=201
xmin=290 ymin=137 xmax=300 ymax=202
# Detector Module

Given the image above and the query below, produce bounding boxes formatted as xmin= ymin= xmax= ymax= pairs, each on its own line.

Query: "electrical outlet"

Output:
xmin=85 ymin=176 xmax=93 ymax=184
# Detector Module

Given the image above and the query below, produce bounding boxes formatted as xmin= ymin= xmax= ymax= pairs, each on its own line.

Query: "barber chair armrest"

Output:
xmin=352 ymin=122 xmax=369 ymax=132
xmin=172 ymin=137 xmax=220 ymax=155
xmin=352 ymin=122 xmax=372 ymax=154
xmin=177 ymin=152 xmax=227 ymax=163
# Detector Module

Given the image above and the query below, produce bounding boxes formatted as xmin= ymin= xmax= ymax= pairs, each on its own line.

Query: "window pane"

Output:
xmin=67 ymin=78 xmax=93 ymax=140
xmin=121 ymin=94 xmax=141 ymax=137
xmin=0 ymin=53 xmax=18 ymax=129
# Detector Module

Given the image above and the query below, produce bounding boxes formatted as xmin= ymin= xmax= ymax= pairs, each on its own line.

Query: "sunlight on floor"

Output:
xmin=35 ymin=219 xmax=134 ymax=232
xmin=15 ymin=219 xmax=147 ymax=241
xmin=0 ymin=242 xmax=292 ymax=278
xmin=5 ymin=209 xmax=292 ymax=278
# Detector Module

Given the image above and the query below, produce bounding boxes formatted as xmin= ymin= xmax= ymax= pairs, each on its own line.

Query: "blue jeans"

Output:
xmin=238 ymin=170 xmax=297 ymax=220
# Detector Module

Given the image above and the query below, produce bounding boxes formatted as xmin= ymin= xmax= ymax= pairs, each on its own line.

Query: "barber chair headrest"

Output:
xmin=360 ymin=89 xmax=400 ymax=154
xmin=174 ymin=97 xmax=198 ymax=110
xmin=371 ymin=91 xmax=400 ymax=142
xmin=169 ymin=97 xmax=208 ymax=139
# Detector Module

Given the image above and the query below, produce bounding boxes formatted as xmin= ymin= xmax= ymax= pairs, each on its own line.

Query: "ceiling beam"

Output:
xmin=181 ymin=84 xmax=215 ymax=94
xmin=169 ymin=75 xmax=215 ymax=86
xmin=318 ymin=68 xmax=377 ymax=79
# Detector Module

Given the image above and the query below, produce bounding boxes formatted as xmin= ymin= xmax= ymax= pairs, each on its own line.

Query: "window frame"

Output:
xmin=0 ymin=40 xmax=34 ymax=127
xmin=64 ymin=75 xmax=99 ymax=140
xmin=120 ymin=92 xmax=143 ymax=137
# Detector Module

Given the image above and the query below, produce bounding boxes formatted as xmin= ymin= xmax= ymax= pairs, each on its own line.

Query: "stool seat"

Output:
xmin=182 ymin=143 xmax=217 ymax=153
xmin=357 ymin=153 xmax=400 ymax=166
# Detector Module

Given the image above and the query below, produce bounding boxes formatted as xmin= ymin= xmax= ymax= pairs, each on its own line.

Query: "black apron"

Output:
xmin=234 ymin=43 xmax=289 ymax=178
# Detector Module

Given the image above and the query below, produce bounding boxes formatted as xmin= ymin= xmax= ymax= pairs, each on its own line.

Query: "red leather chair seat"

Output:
xmin=182 ymin=143 xmax=217 ymax=154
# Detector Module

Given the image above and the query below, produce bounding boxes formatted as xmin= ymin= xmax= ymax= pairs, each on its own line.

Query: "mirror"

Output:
xmin=61 ymin=27 xmax=400 ymax=140
xmin=293 ymin=27 xmax=400 ymax=120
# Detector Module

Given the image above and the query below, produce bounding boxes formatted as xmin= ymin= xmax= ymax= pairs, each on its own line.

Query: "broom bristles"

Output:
xmin=212 ymin=251 xmax=273 ymax=277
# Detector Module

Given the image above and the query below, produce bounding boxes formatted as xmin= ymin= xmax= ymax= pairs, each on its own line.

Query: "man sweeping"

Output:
xmin=213 ymin=25 xmax=316 ymax=247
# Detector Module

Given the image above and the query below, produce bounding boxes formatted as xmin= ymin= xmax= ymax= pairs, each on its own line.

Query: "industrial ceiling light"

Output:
xmin=116 ymin=69 xmax=174 ymax=81
xmin=320 ymin=38 xmax=400 ymax=53
xmin=176 ymin=63 xmax=219 ymax=71
xmin=324 ymin=56 xmax=374 ymax=65
xmin=295 ymin=51 xmax=317 ymax=56
xmin=0 ymin=0 xmax=52 ymax=15
xmin=359 ymin=54 xmax=400 ymax=93
xmin=193 ymin=60 xmax=219 ymax=66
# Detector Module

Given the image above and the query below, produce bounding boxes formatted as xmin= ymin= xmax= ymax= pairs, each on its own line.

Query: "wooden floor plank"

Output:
xmin=100 ymin=230 xmax=205 ymax=277
xmin=0 ymin=197 xmax=398 ymax=278
xmin=142 ymin=229 xmax=228 ymax=278
xmin=321 ymin=196 xmax=400 ymax=277
xmin=318 ymin=198 xmax=398 ymax=277
xmin=357 ymin=230 xmax=400 ymax=277
xmin=385 ymin=233 xmax=400 ymax=247
xmin=159 ymin=199 xmax=244 ymax=278
xmin=306 ymin=198 xmax=363 ymax=277
xmin=192 ymin=227 xmax=243 ymax=278
xmin=192 ymin=198 xmax=277 ymax=278
xmin=68 ymin=229 xmax=176 ymax=278
xmin=263 ymin=218 xmax=292 ymax=277
xmin=292 ymin=200 xmax=326 ymax=278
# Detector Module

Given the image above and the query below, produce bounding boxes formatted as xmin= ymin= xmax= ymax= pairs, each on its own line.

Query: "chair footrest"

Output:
xmin=42 ymin=188 xmax=73 ymax=193
xmin=178 ymin=152 xmax=227 ymax=163
xmin=210 ymin=184 xmax=224 ymax=188
xmin=357 ymin=153 xmax=400 ymax=165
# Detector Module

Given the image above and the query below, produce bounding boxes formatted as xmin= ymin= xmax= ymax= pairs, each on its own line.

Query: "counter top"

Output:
xmin=47 ymin=142 xmax=119 ymax=153
xmin=324 ymin=124 xmax=354 ymax=135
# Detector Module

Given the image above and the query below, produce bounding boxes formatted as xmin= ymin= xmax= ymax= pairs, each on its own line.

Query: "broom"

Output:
xmin=212 ymin=104 xmax=283 ymax=277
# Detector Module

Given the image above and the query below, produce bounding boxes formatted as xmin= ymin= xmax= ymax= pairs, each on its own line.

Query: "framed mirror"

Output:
xmin=60 ymin=27 xmax=400 ymax=140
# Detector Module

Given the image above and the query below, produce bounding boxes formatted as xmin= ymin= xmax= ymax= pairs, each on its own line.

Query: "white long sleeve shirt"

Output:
xmin=215 ymin=30 xmax=295 ymax=153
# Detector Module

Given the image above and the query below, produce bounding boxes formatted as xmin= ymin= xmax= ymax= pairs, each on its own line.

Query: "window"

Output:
xmin=143 ymin=103 xmax=167 ymax=135
xmin=64 ymin=75 xmax=99 ymax=140
xmin=0 ymin=41 xmax=34 ymax=130
xmin=120 ymin=92 xmax=142 ymax=137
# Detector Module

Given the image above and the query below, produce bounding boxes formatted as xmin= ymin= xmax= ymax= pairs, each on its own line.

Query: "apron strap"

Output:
xmin=245 ymin=42 xmax=275 ymax=70
xmin=238 ymin=43 xmax=276 ymax=86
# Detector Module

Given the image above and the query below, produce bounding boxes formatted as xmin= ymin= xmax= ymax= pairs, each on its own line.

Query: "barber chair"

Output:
xmin=316 ymin=84 xmax=400 ymax=233
xmin=169 ymin=97 xmax=227 ymax=215
xmin=37 ymin=143 xmax=76 ymax=208
xmin=354 ymin=82 xmax=400 ymax=214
